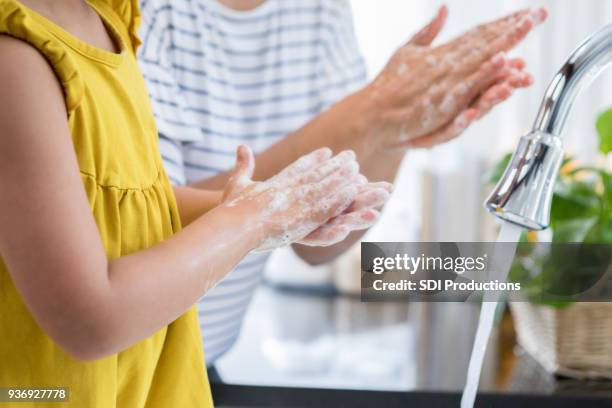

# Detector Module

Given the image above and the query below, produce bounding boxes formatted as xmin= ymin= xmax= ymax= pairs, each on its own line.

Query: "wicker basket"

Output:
xmin=510 ymin=302 xmax=612 ymax=379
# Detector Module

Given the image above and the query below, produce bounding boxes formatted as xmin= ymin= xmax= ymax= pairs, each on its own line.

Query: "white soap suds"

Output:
xmin=396 ymin=63 xmax=408 ymax=76
xmin=256 ymin=222 xmax=319 ymax=252
xmin=456 ymin=83 xmax=469 ymax=96
xmin=440 ymin=94 xmax=456 ymax=114
xmin=441 ymin=53 xmax=456 ymax=67
xmin=224 ymin=150 xmax=386 ymax=253
xmin=454 ymin=113 xmax=470 ymax=130
xmin=420 ymin=104 xmax=435 ymax=129
xmin=267 ymin=192 xmax=289 ymax=212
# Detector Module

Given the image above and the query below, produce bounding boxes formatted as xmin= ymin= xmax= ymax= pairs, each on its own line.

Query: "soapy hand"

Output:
xmin=368 ymin=6 xmax=547 ymax=149
xmin=223 ymin=146 xmax=392 ymax=251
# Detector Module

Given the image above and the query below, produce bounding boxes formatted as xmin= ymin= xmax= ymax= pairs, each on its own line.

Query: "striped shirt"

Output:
xmin=138 ymin=0 xmax=367 ymax=366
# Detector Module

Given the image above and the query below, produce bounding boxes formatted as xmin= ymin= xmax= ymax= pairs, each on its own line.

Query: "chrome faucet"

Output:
xmin=485 ymin=23 xmax=612 ymax=230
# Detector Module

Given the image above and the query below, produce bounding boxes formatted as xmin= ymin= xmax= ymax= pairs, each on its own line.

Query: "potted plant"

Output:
xmin=489 ymin=108 xmax=612 ymax=379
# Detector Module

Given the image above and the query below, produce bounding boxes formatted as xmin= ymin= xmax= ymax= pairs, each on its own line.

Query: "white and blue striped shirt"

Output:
xmin=138 ymin=0 xmax=367 ymax=366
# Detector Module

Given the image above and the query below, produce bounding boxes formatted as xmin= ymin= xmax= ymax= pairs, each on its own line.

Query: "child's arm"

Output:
xmin=172 ymin=186 xmax=222 ymax=225
xmin=0 ymin=36 xmax=383 ymax=361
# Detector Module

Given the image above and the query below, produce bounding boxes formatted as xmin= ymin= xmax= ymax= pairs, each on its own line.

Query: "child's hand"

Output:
xmin=223 ymin=146 xmax=392 ymax=251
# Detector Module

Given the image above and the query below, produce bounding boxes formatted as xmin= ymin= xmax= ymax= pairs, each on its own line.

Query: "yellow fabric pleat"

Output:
xmin=0 ymin=1 xmax=212 ymax=407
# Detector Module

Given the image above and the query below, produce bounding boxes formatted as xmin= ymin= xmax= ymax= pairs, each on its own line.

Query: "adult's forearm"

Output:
xmin=190 ymin=88 xmax=403 ymax=264
xmin=190 ymin=87 xmax=400 ymax=190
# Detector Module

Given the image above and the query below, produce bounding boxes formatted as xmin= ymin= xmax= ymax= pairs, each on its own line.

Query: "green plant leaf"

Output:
xmin=586 ymin=217 xmax=612 ymax=244
xmin=602 ymin=171 xmax=612 ymax=216
xmin=596 ymin=108 xmax=612 ymax=154
xmin=552 ymin=217 xmax=598 ymax=242
xmin=551 ymin=178 xmax=600 ymax=224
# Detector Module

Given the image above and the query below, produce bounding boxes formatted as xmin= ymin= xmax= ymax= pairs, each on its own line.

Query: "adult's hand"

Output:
xmin=366 ymin=6 xmax=547 ymax=150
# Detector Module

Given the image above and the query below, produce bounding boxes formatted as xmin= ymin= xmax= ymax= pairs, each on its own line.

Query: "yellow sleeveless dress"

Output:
xmin=0 ymin=1 xmax=212 ymax=407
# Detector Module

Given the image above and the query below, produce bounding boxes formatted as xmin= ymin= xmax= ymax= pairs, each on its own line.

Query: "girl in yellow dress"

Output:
xmin=0 ymin=0 xmax=390 ymax=406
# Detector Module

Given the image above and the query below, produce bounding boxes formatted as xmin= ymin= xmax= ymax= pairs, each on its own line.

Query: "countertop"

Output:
xmin=212 ymin=284 xmax=612 ymax=407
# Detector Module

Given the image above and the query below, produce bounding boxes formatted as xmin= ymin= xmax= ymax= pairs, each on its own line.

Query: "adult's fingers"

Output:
xmin=490 ymin=57 xmax=531 ymax=84
xmin=507 ymin=57 xmax=526 ymax=70
xmin=502 ymin=69 xmax=533 ymax=88
xmin=458 ymin=9 xmax=546 ymax=73
xmin=402 ymin=108 xmax=478 ymax=149
xmin=430 ymin=52 xmax=507 ymax=117
xmin=447 ymin=9 xmax=547 ymax=76
xmin=483 ymin=10 xmax=545 ymax=57
xmin=438 ymin=9 xmax=530 ymax=55
xmin=409 ymin=5 xmax=448 ymax=47
xmin=462 ymin=52 xmax=511 ymax=100
xmin=402 ymin=74 xmax=528 ymax=150
xmin=471 ymin=82 xmax=514 ymax=120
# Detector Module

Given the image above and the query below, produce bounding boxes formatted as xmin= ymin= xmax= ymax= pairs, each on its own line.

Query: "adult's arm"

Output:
xmin=191 ymin=8 xmax=547 ymax=264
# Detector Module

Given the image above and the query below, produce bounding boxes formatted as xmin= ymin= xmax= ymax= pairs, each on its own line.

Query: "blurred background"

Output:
xmin=215 ymin=0 xmax=612 ymax=397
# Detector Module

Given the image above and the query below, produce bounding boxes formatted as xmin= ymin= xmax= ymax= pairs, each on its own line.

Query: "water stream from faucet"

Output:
xmin=460 ymin=222 xmax=523 ymax=408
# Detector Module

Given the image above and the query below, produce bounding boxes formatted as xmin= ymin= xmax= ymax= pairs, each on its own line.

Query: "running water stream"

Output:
xmin=460 ymin=222 xmax=523 ymax=408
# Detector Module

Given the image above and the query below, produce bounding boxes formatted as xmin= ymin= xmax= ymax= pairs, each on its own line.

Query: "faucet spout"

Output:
xmin=485 ymin=23 xmax=612 ymax=230
xmin=533 ymin=23 xmax=612 ymax=136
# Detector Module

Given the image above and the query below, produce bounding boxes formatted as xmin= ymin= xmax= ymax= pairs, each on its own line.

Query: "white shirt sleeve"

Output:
xmin=138 ymin=0 xmax=205 ymax=185
xmin=138 ymin=0 xmax=203 ymax=144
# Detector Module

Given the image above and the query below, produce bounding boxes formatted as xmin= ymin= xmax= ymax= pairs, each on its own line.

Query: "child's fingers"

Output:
xmin=345 ymin=186 xmax=391 ymax=213
xmin=271 ymin=147 xmax=333 ymax=185
xmin=224 ymin=145 xmax=255 ymax=199
xmin=299 ymin=209 xmax=381 ymax=246
xmin=333 ymin=208 xmax=381 ymax=229
xmin=310 ymin=184 xmax=360 ymax=224
xmin=307 ymin=164 xmax=363 ymax=207
xmin=298 ymin=150 xmax=358 ymax=185
xmin=298 ymin=225 xmax=351 ymax=247
xmin=361 ymin=181 xmax=394 ymax=194
xmin=234 ymin=145 xmax=255 ymax=181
